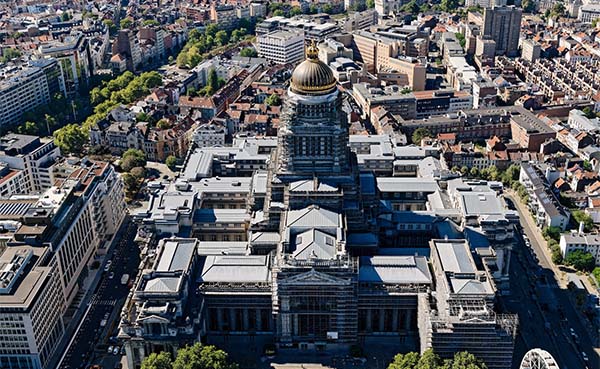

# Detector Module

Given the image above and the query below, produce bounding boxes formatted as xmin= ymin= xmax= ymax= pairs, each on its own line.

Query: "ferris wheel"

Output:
xmin=520 ymin=349 xmax=560 ymax=369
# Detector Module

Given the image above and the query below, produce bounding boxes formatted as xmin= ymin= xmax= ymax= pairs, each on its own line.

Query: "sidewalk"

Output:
xmin=506 ymin=190 xmax=565 ymax=286
xmin=49 ymin=215 xmax=131 ymax=369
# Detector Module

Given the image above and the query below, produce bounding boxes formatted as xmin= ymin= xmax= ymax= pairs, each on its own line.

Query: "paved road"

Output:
xmin=506 ymin=193 xmax=598 ymax=369
xmin=58 ymin=220 xmax=140 ymax=369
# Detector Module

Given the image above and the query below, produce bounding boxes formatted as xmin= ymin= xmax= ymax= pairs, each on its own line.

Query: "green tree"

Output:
xmin=240 ymin=47 xmax=258 ymax=57
xmin=215 ymin=30 xmax=229 ymax=46
xmin=451 ymin=351 xmax=487 ymax=369
xmin=0 ymin=47 xmax=21 ymax=62
xmin=455 ymin=33 xmax=466 ymax=48
xmin=290 ymin=6 xmax=303 ymax=16
xmin=542 ymin=226 xmax=562 ymax=242
xmin=120 ymin=18 xmax=133 ymax=29
xmin=522 ymin=0 xmax=536 ymax=12
xmin=572 ymin=210 xmax=594 ymax=232
xmin=322 ymin=4 xmax=334 ymax=13
xmin=417 ymin=349 xmax=442 ymax=369
xmin=550 ymin=1 xmax=565 ymax=18
xmin=265 ymin=93 xmax=282 ymax=106
xmin=388 ymin=352 xmax=419 ymax=369
xmin=441 ymin=0 xmax=460 ymax=12
xmin=207 ymin=69 xmax=223 ymax=92
xmin=103 ymin=19 xmax=117 ymax=34
xmin=122 ymin=172 xmax=139 ymax=195
xmin=460 ymin=166 xmax=469 ymax=175
xmin=142 ymin=19 xmax=160 ymax=27
xmin=411 ymin=127 xmax=432 ymax=145
xmin=205 ymin=24 xmax=219 ymax=38
xmin=166 ymin=155 xmax=177 ymax=170
xmin=172 ymin=343 xmax=238 ymax=369
xmin=140 ymin=71 xmax=163 ymax=89
xmin=121 ymin=149 xmax=147 ymax=172
xmin=157 ymin=119 xmax=172 ymax=130
xmin=141 ymin=352 xmax=172 ymax=369
xmin=401 ymin=0 xmax=419 ymax=15
xmin=130 ymin=166 xmax=147 ymax=179
xmin=565 ymin=250 xmax=595 ymax=272
xmin=61 ymin=12 xmax=71 ymax=22
xmin=582 ymin=107 xmax=596 ymax=119
xmin=53 ymin=124 xmax=87 ymax=155
xmin=469 ymin=167 xmax=480 ymax=178
xmin=273 ymin=9 xmax=285 ymax=16
xmin=366 ymin=0 xmax=375 ymax=8
xmin=593 ymin=267 xmax=600 ymax=284
xmin=18 ymin=121 xmax=39 ymax=135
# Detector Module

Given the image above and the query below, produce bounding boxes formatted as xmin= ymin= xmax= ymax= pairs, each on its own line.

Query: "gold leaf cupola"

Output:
xmin=290 ymin=41 xmax=337 ymax=96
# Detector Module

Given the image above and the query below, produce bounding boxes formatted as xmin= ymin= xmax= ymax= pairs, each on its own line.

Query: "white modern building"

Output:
xmin=560 ymin=232 xmax=600 ymax=265
xmin=0 ymin=246 xmax=65 ymax=369
xmin=0 ymin=134 xmax=61 ymax=194
xmin=257 ymin=30 xmax=304 ymax=65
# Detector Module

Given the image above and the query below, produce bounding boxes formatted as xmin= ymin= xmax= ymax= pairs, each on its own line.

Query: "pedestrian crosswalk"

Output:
xmin=90 ymin=297 xmax=118 ymax=306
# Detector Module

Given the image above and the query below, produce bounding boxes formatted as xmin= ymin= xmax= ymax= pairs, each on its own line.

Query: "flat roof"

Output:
xmin=359 ymin=255 xmax=431 ymax=284
xmin=155 ymin=239 xmax=197 ymax=272
xmin=432 ymin=239 xmax=476 ymax=274
xmin=198 ymin=255 xmax=270 ymax=283
xmin=376 ymin=177 xmax=439 ymax=193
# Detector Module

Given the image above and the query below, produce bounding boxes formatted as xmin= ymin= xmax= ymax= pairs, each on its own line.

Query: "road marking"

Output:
xmin=56 ymin=296 xmax=94 ymax=369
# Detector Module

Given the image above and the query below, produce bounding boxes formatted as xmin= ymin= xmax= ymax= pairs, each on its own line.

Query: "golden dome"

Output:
xmin=290 ymin=42 xmax=337 ymax=96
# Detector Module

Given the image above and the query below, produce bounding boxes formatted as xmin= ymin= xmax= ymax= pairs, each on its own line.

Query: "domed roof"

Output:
xmin=290 ymin=43 xmax=337 ymax=96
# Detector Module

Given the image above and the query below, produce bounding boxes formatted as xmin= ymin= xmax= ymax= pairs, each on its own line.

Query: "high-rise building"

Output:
xmin=257 ymin=31 xmax=305 ymax=65
xmin=0 ymin=134 xmax=61 ymax=194
xmin=0 ymin=67 xmax=52 ymax=128
xmin=0 ymin=246 xmax=65 ymax=369
xmin=482 ymin=6 xmax=522 ymax=56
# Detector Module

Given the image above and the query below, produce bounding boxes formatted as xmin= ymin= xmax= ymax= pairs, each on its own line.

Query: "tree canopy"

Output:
xmin=53 ymin=124 xmax=87 ymax=155
xmin=411 ymin=127 xmax=432 ymax=145
xmin=265 ymin=94 xmax=282 ymax=106
xmin=139 ymin=343 xmax=238 ymax=369
xmin=565 ymin=250 xmax=595 ymax=272
xmin=121 ymin=149 xmax=147 ymax=172
xmin=387 ymin=350 xmax=486 ymax=369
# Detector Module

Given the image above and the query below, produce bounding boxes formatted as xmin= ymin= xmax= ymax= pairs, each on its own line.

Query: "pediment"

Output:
xmin=278 ymin=269 xmax=349 ymax=285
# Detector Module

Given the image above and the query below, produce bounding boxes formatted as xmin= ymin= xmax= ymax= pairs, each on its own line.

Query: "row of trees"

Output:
xmin=388 ymin=349 xmax=487 ymax=369
xmin=84 ymin=70 xmax=163 ymax=132
xmin=176 ymin=20 xmax=255 ymax=69
xmin=141 ymin=343 xmax=238 ymax=369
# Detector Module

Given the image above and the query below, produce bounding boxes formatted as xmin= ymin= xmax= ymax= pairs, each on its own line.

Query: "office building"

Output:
xmin=257 ymin=31 xmax=305 ymax=65
xmin=0 ymin=246 xmax=65 ymax=369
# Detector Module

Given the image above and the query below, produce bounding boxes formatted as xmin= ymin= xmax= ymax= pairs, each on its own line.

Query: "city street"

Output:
xmin=57 ymin=219 xmax=140 ymax=369
xmin=504 ymin=193 xmax=599 ymax=369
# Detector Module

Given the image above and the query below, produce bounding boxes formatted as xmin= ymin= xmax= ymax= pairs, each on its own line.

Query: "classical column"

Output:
xmin=379 ymin=308 xmax=385 ymax=332
xmin=217 ymin=308 xmax=224 ymax=331
xmin=392 ymin=309 xmax=399 ymax=332
xmin=243 ymin=309 xmax=249 ymax=331
xmin=256 ymin=309 xmax=262 ymax=331
xmin=229 ymin=308 xmax=236 ymax=331
xmin=366 ymin=309 xmax=372 ymax=332
xmin=405 ymin=309 xmax=412 ymax=331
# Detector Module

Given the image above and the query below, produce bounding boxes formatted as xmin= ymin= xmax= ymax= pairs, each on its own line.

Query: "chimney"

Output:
xmin=579 ymin=221 xmax=585 ymax=235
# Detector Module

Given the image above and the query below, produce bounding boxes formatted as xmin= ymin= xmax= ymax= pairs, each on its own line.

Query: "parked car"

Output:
xmin=107 ymin=346 xmax=113 ymax=354
xmin=113 ymin=346 xmax=120 ymax=355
